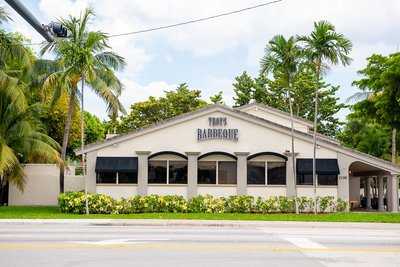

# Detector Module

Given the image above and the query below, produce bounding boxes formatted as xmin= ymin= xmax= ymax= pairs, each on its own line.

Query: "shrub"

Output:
xmin=318 ymin=196 xmax=335 ymax=213
xmin=162 ymin=195 xmax=188 ymax=213
xmin=278 ymin=196 xmax=295 ymax=213
xmin=225 ymin=195 xmax=254 ymax=213
xmin=58 ymin=192 xmax=346 ymax=214
xmin=254 ymin=197 xmax=279 ymax=213
xmin=336 ymin=198 xmax=348 ymax=212
xmin=296 ymin=196 xmax=314 ymax=213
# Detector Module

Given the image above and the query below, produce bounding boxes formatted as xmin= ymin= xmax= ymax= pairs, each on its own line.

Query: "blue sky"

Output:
xmin=4 ymin=0 xmax=400 ymax=120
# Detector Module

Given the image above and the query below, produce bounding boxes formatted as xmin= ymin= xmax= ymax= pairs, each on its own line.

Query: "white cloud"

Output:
xmin=6 ymin=0 xmax=400 ymax=120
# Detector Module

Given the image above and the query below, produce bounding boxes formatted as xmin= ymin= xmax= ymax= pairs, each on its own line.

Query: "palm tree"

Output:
xmin=41 ymin=8 xmax=126 ymax=193
xmin=297 ymin=21 xmax=352 ymax=213
xmin=0 ymin=76 xmax=60 ymax=203
xmin=260 ymin=35 xmax=303 ymax=212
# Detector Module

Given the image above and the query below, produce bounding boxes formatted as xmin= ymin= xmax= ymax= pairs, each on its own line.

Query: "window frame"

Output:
xmin=96 ymin=171 xmax=138 ymax=185
xmin=148 ymin=159 xmax=188 ymax=185
xmin=198 ymin=160 xmax=237 ymax=185
xmin=247 ymin=160 xmax=286 ymax=186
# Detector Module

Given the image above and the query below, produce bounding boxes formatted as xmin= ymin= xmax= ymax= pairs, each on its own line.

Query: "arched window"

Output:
xmin=198 ymin=152 xmax=237 ymax=185
xmin=247 ymin=152 xmax=287 ymax=185
xmin=148 ymin=152 xmax=188 ymax=184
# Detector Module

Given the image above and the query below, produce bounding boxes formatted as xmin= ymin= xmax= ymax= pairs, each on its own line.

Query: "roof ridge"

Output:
xmin=235 ymin=102 xmax=313 ymax=125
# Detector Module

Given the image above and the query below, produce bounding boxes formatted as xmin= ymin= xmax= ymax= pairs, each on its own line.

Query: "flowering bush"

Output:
xmin=254 ymin=197 xmax=279 ymax=213
xmin=58 ymin=192 xmax=348 ymax=214
xmin=224 ymin=196 xmax=254 ymax=213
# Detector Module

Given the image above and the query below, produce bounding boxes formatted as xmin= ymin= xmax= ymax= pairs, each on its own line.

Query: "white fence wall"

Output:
xmin=8 ymin=164 xmax=85 ymax=206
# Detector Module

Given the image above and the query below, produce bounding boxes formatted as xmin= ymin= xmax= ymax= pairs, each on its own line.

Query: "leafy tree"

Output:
xmin=41 ymin=8 xmax=126 ymax=192
xmin=71 ymin=112 xmax=105 ymax=149
xmin=117 ymin=83 xmax=207 ymax=133
xmin=297 ymin=20 xmax=352 ymax=190
xmin=352 ymin=53 xmax=400 ymax=163
xmin=232 ymin=70 xmax=345 ymax=137
xmin=210 ymin=91 xmax=224 ymax=104
xmin=233 ymin=71 xmax=255 ymax=106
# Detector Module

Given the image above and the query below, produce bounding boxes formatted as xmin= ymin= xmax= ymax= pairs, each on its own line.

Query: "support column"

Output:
xmin=136 ymin=151 xmax=151 ymax=196
xmin=388 ymin=174 xmax=399 ymax=212
xmin=378 ymin=176 xmax=384 ymax=212
xmin=286 ymin=154 xmax=296 ymax=198
xmin=186 ymin=152 xmax=200 ymax=199
xmin=235 ymin=152 xmax=249 ymax=195
xmin=366 ymin=177 xmax=372 ymax=209
xmin=85 ymin=151 xmax=97 ymax=193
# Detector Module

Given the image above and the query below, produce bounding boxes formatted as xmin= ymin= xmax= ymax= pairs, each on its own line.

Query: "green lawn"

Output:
xmin=1 ymin=206 xmax=400 ymax=223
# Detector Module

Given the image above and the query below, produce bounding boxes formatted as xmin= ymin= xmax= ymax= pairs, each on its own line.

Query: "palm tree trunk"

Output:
xmin=392 ymin=128 xmax=397 ymax=164
xmin=59 ymin=89 xmax=76 ymax=193
xmin=287 ymin=88 xmax=298 ymax=214
xmin=312 ymin=60 xmax=321 ymax=214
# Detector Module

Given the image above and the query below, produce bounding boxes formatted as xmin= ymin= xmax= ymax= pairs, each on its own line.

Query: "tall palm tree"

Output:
xmin=297 ymin=21 xmax=352 ymax=212
xmin=260 ymin=35 xmax=303 ymax=211
xmin=41 ymin=8 xmax=126 ymax=193
xmin=0 ymin=75 xmax=60 ymax=203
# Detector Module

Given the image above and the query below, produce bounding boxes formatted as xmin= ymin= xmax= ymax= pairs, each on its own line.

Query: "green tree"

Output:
xmin=117 ymin=83 xmax=207 ymax=133
xmin=0 ymin=69 xmax=60 ymax=203
xmin=338 ymin=107 xmax=391 ymax=159
xmin=297 ymin=20 xmax=352 ymax=193
xmin=41 ymin=8 xmax=126 ymax=192
xmin=233 ymin=71 xmax=255 ymax=106
xmin=259 ymin=35 xmax=303 ymax=206
xmin=210 ymin=91 xmax=224 ymax=104
xmin=352 ymin=53 xmax=400 ymax=164
xmin=232 ymin=70 xmax=345 ymax=137
xmin=71 ymin=111 xmax=105 ymax=148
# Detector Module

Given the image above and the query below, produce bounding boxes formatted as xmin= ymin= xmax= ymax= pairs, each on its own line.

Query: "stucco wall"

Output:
xmin=96 ymin=185 xmax=137 ymax=199
xmin=197 ymin=186 xmax=237 ymax=197
xmin=95 ymin=110 xmax=337 ymax=158
xmin=8 ymin=164 xmax=85 ymax=206
xmin=247 ymin=186 xmax=287 ymax=198
xmin=296 ymin=186 xmax=338 ymax=198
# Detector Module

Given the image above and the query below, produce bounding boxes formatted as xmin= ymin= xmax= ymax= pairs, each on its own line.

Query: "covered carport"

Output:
xmin=348 ymin=161 xmax=399 ymax=212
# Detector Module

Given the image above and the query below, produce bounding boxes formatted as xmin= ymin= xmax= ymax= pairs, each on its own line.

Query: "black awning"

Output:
xmin=95 ymin=157 xmax=138 ymax=172
xmin=296 ymin=158 xmax=339 ymax=175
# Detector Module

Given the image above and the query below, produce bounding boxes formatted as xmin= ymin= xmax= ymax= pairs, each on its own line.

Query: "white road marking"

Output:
xmin=284 ymin=237 xmax=327 ymax=249
xmin=72 ymin=238 xmax=169 ymax=245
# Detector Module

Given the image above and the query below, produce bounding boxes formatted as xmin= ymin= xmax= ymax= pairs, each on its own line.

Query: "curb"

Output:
xmin=0 ymin=219 xmax=399 ymax=229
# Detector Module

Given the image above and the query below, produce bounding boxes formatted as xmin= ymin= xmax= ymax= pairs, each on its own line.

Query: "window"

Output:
xmin=118 ymin=171 xmax=138 ymax=184
xmin=148 ymin=160 xmax=167 ymax=184
xmin=318 ymin=174 xmax=338 ymax=186
xmin=148 ymin=160 xmax=188 ymax=184
xmin=198 ymin=161 xmax=237 ymax=185
xmin=247 ymin=161 xmax=265 ymax=185
xmin=169 ymin=161 xmax=188 ymax=184
xmin=198 ymin=161 xmax=216 ymax=184
xmin=96 ymin=172 xmax=116 ymax=184
xmin=218 ymin=161 xmax=237 ymax=184
xmin=267 ymin=162 xmax=286 ymax=185
xmin=297 ymin=174 xmax=313 ymax=185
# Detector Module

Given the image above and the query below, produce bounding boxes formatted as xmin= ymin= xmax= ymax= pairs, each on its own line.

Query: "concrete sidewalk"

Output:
xmin=0 ymin=219 xmax=400 ymax=229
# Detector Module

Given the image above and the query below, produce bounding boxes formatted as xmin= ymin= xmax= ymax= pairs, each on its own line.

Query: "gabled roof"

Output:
xmin=76 ymin=103 xmax=400 ymax=174
xmin=236 ymin=102 xmax=314 ymax=127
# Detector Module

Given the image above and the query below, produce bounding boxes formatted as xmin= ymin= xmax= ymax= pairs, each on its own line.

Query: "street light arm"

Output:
xmin=5 ymin=0 xmax=54 ymax=42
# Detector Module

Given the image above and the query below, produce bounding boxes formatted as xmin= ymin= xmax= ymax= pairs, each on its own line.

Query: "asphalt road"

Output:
xmin=0 ymin=221 xmax=399 ymax=267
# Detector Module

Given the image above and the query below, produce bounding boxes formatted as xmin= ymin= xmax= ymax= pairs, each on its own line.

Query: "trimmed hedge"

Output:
xmin=58 ymin=192 xmax=348 ymax=214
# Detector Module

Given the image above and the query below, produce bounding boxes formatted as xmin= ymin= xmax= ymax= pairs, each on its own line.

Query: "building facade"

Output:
xmin=75 ymin=103 xmax=400 ymax=212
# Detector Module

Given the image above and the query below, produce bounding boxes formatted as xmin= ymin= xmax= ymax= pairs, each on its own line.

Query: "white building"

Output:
xmin=71 ymin=103 xmax=398 ymax=212
xmin=9 ymin=103 xmax=400 ymax=211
